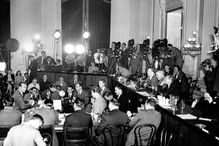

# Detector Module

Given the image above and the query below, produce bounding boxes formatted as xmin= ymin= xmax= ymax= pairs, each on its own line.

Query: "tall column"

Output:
xmin=182 ymin=0 xmax=203 ymax=78
xmin=10 ymin=0 xmax=61 ymax=72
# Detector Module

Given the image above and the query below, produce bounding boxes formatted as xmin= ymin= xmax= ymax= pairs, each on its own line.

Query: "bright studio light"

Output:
xmin=24 ymin=43 xmax=34 ymax=52
xmin=0 ymin=62 xmax=6 ymax=71
xmin=33 ymin=34 xmax=40 ymax=41
xmin=53 ymin=30 xmax=61 ymax=40
xmin=83 ymin=31 xmax=90 ymax=39
xmin=75 ymin=44 xmax=85 ymax=54
xmin=64 ymin=44 xmax=74 ymax=54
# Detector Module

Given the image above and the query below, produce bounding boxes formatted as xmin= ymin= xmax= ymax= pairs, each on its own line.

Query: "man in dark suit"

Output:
xmin=93 ymin=99 xmax=128 ymax=145
xmin=0 ymin=98 xmax=22 ymax=126
xmin=13 ymin=82 xmax=34 ymax=113
xmin=126 ymin=98 xmax=161 ymax=146
xmin=115 ymin=85 xmax=129 ymax=113
xmin=95 ymin=99 xmax=128 ymax=135
xmin=37 ymin=51 xmax=47 ymax=65
xmin=62 ymin=85 xmax=75 ymax=113
xmin=73 ymin=82 xmax=90 ymax=110
xmin=63 ymin=98 xmax=93 ymax=128
xmin=98 ymin=79 xmax=110 ymax=97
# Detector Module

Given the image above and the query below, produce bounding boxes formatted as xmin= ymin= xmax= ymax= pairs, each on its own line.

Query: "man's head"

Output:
xmin=114 ymin=85 xmax=123 ymax=96
xmin=44 ymin=99 xmax=53 ymax=108
xmin=42 ymin=74 xmax=48 ymax=81
xmin=173 ymin=65 xmax=181 ymax=75
xmin=59 ymin=76 xmax=64 ymax=82
xmin=28 ymin=114 xmax=44 ymax=130
xmin=29 ymin=87 xmax=39 ymax=95
xmin=103 ymin=91 xmax=113 ymax=101
xmin=67 ymin=85 xmax=74 ymax=94
xmin=73 ymin=98 xmax=85 ymax=110
xmin=156 ymin=70 xmax=165 ymax=81
xmin=3 ymin=97 xmax=13 ymax=107
xmin=147 ymin=68 xmax=154 ymax=77
xmin=32 ymin=78 xmax=38 ymax=85
xmin=41 ymin=51 xmax=46 ymax=56
xmin=99 ymin=79 xmax=106 ymax=89
xmin=145 ymin=98 xmax=157 ymax=110
xmin=108 ymin=98 xmax=120 ymax=111
xmin=18 ymin=82 xmax=27 ymax=93
xmin=75 ymin=82 xmax=83 ymax=92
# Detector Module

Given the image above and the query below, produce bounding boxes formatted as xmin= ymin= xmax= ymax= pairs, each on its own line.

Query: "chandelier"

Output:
xmin=183 ymin=31 xmax=202 ymax=58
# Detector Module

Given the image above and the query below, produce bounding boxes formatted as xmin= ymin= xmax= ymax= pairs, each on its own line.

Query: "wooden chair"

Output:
xmin=39 ymin=125 xmax=54 ymax=146
xmin=63 ymin=127 xmax=90 ymax=146
xmin=160 ymin=128 xmax=173 ymax=146
xmin=103 ymin=125 xmax=127 ymax=146
xmin=134 ymin=124 xmax=156 ymax=146
xmin=0 ymin=125 xmax=14 ymax=146
xmin=188 ymin=79 xmax=198 ymax=103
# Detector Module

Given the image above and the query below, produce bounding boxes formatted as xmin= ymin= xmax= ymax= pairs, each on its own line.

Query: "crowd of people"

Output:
xmin=0 ymin=34 xmax=218 ymax=145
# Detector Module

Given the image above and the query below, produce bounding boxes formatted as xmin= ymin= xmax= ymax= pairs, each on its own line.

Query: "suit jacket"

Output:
xmin=73 ymin=89 xmax=90 ymax=105
xmin=64 ymin=110 xmax=93 ymax=128
xmin=13 ymin=90 xmax=32 ymax=113
xmin=96 ymin=109 xmax=128 ymax=135
xmin=55 ymin=81 xmax=67 ymax=92
xmin=126 ymin=109 xmax=161 ymax=146
xmin=31 ymin=107 xmax=59 ymax=125
xmin=99 ymin=87 xmax=110 ymax=97
xmin=0 ymin=107 xmax=22 ymax=126
xmin=117 ymin=93 xmax=129 ymax=113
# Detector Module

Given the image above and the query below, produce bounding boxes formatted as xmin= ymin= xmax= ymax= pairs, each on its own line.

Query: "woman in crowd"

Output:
xmin=4 ymin=69 xmax=15 ymax=96
xmin=173 ymin=65 xmax=189 ymax=100
xmin=14 ymin=70 xmax=24 ymax=89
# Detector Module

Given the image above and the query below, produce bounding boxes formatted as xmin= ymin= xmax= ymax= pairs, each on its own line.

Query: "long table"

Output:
xmin=38 ymin=71 xmax=219 ymax=146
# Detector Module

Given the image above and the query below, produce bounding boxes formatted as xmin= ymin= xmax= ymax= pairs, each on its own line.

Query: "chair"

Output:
xmin=103 ymin=125 xmax=127 ymax=146
xmin=63 ymin=127 xmax=90 ymax=146
xmin=0 ymin=125 xmax=14 ymax=141
xmin=189 ymin=79 xmax=198 ymax=101
xmin=39 ymin=125 xmax=54 ymax=146
xmin=134 ymin=124 xmax=156 ymax=146
xmin=160 ymin=128 xmax=173 ymax=146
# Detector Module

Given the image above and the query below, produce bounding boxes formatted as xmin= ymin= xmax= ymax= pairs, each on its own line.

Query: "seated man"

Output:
xmin=0 ymin=97 xmax=22 ymax=126
xmin=143 ymin=68 xmax=158 ymax=93
xmin=95 ymin=98 xmax=128 ymax=135
xmin=126 ymin=98 xmax=161 ymax=146
xmin=63 ymin=98 xmax=93 ymax=128
xmin=92 ymin=99 xmax=128 ymax=146
xmin=4 ymin=114 xmax=46 ymax=146
xmin=25 ymin=99 xmax=59 ymax=146
xmin=13 ymin=82 xmax=34 ymax=113
xmin=62 ymin=85 xmax=75 ymax=113
xmin=27 ymin=78 xmax=40 ymax=91
xmin=55 ymin=76 xmax=67 ymax=92
xmin=73 ymin=82 xmax=90 ymax=112
xmin=25 ymin=99 xmax=59 ymax=125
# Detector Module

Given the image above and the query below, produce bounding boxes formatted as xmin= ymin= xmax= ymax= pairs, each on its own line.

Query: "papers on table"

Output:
xmin=137 ymin=91 xmax=150 ymax=96
xmin=176 ymin=114 xmax=197 ymax=120
xmin=53 ymin=100 xmax=62 ymax=111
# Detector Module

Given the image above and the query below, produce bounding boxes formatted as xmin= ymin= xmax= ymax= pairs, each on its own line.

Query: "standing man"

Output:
xmin=13 ymin=82 xmax=34 ymax=113
xmin=94 ymin=48 xmax=104 ymax=70
xmin=37 ymin=51 xmax=47 ymax=65
xmin=4 ymin=114 xmax=46 ymax=146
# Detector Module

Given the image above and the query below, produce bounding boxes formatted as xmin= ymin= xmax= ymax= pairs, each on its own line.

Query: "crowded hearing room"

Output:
xmin=0 ymin=0 xmax=219 ymax=146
